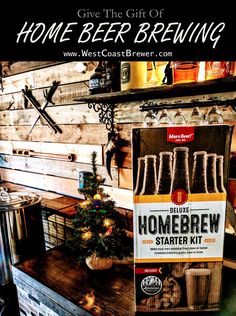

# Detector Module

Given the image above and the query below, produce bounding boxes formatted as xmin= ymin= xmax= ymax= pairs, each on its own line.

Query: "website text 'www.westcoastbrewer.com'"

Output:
xmin=62 ymin=49 xmax=173 ymax=58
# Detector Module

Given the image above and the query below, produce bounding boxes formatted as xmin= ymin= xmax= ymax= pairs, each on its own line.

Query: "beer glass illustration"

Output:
xmin=191 ymin=151 xmax=208 ymax=193
xmin=188 ymin=107 xmax=205 ymax=126
xmin=207 ymin=105 xmax=223 ymax=124
xmin=216 ymin=155 xmax=226 ymax=193
xmin=134 ymin=157 xmax=145 ymax=195
xmin=170 ymin=147 xmax=190 ymax=193
xmin=156 ymin=152 xmax=173 ymax=194
xmin=185 ymin=268 xmax=211 ymax=310
xmin=173 ymin=108 xmax=187 ymax=125
xmin=157 ymin=109 xmax=172 ymax=126
xmin=140 ymin=155 xmax=158 ymax=195
xmin=206 ymin=153 xmax=219 ymax=193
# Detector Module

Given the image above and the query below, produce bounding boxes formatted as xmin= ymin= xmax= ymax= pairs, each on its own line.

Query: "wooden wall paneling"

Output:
xmin=0 ymin=155 xmax=118 ymax=187
xmin=2 ymin=182 xmax=64 ymax=199
xmin=115 ymin=102 xmax=144 ymax=123
xmin=0 ymin=124 xmax=131 ymax=145
xmin=0 ymin=104 xmax=99 ymax=126
xmin=0 ymin=125 xmax=80 ymax=143
xmin=1 ymin=62 xmax=95 ymax=94
xmin=108 ymin=146 xmax=132 ymax=169
xmin=118 ymin=168 xmax=132 ymax=190
xmin=0 ymin=94 xmax=16 ymax=111
xmin=0 ymin=141 xmax=103 ymax=164
xmin=0 ymin=168 xmax=133 ymax=209
xmin=1 ymin=123 xmax=232 ymax=157
xmin=0 ymin=82 xmax=89 ymax=111
xmin=5 ymin=62 xmax=64 ymax=76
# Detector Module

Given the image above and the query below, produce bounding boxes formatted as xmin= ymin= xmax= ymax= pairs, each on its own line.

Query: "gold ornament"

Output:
xmin=93 ymin=193 xmax=102 ymax=200
xmin=103 ymin=218 xmax=114 ymax=227
xmin=81 ymin=231 xmax=92 ymax=240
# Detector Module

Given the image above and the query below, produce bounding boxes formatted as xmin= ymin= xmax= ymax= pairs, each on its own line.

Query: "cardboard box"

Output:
xmin=132 ymin=125 xmax=233 ymax=312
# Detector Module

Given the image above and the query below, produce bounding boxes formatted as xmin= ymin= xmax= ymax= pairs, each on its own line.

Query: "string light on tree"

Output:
xmin=81 ymin=231 xmax=92 ymax=241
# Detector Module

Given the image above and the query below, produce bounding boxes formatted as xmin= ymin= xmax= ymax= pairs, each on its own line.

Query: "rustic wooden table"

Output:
xmin=13 ymin=246 xmax=135 ymax=316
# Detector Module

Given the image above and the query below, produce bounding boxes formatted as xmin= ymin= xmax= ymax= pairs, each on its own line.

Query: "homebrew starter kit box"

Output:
xmin=132 ymin=125 xmax=233 ymax=313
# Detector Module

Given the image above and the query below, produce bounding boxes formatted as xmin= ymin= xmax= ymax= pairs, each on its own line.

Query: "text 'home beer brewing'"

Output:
xmin=132 ymin=125 xmax=233 ymax=313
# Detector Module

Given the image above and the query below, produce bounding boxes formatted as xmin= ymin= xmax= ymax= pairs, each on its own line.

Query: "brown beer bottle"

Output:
xmin=134 ymin=157 xmax=145 ymax=195
xmin=206 ymin=153 xmax=219 ymax=193
xmin=105 ymin=61 xmax=120 ymax=92
xmin=191 ymin=151 xmax=208 ymax=193
xmin=216 ymin=155 xmax=226 ymax=193
xmin=156 ymin=152 xmax=173 ymax=194
xmin=170 ymin=147 xmax=190 ymax=193
xmin=89 ymin=61 xmax=107 ymax=95
xmin=140 ymin=155 xmax=158 ymax=195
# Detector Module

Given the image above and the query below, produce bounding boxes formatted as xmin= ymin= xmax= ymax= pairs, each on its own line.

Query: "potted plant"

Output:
xmin=67 ymin=152 xmax=133 ymax=270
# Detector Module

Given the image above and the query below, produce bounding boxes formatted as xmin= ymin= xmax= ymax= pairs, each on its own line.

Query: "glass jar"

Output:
xmin=173 ymin=61 xmax=200 ymax=84
xmin=121 ymin=61 xmax=147 ymax=91
xmin=205 ymin=61 xmax=231 ymax=80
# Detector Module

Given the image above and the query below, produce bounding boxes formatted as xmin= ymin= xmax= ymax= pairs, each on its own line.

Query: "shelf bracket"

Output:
xmin=88 ymin=102 xmax=115 ymax=134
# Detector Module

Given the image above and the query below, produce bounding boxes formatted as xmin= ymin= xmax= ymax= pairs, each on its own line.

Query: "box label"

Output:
xmin=132 ymin=126 xmax=233 ymax=313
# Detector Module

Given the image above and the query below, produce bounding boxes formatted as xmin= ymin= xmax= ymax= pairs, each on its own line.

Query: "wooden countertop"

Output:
xmin=14 ymin=246 xmax=135 ymax=316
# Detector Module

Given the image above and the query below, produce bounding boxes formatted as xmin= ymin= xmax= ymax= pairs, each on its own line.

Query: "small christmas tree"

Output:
xmin=68 ymin=151 xmax=133 ymax=267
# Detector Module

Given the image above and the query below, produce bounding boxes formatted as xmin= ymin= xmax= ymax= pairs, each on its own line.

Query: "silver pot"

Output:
xmin=0 ymin=189 xmax=45 ymax=286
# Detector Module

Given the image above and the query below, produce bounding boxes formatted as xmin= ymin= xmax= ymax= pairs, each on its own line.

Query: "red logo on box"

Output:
xmin=167 ymin=127 xmax=195 ymax=144
xmin=171 ymin=189 xmax=188 ymax=205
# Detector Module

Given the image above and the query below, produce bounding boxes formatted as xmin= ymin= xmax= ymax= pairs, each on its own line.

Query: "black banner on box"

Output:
xmin=0 ymin=5 xmax=235 ymax=60
xmin=132 ymin=125 xmax=233 ymax=313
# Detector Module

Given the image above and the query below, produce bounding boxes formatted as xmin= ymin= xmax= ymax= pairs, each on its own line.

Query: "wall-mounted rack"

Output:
xmin=140 ymin=98 xmax=236 ymax=113
xmin=74 ymin=76 xmax=236 ymax=131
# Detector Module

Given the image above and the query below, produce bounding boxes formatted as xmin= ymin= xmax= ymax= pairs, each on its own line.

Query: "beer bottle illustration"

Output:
xmin=134 ymin=157 xmax=145 ymax=195
xmin=191 ymin=151 xmax=208 ymax=193
xmin=170 ymin=147 xmax=190 ymax=193
xmin=156 ymin=152 xmax=173 ymax=194
xmin=140 ymin=155 xmax=158 ymax=195
xmin=216 ymin=155 xmax=226 ymax=193
xmin=206 ymin=153 xmax=219 ymax=193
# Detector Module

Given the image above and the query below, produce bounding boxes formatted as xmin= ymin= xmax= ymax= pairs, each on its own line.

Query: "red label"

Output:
xmin=135 ymin=268 xmax=162 ymax=274
xmin=171 ymin=189 xmax=188 ymax=205
xmin=167 ymin=126 xmax=195 ymax=144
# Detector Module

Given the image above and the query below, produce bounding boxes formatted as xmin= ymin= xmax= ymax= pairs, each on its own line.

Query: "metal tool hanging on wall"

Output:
xmin=105 ymin=132 xmax=119 ymax=180
xmin=22 ymin=80 xmax=62 ymax=134
xmin=87 ymin=102 xmax=120 ymax=179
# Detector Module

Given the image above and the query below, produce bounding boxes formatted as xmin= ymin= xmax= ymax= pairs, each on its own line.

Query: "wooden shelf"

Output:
xmin=75 ymin=76 xmax=236 ymax=104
